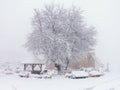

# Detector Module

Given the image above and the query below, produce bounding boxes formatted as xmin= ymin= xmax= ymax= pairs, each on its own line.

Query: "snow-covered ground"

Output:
xmin=0 ymin=72 xmax=120 ymax=90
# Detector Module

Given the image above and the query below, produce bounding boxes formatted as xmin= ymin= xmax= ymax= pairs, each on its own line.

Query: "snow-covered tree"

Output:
xmin=25 ymin=5 xmax=96 ymax=74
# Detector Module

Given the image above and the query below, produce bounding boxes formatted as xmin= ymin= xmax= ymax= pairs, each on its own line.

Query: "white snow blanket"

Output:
xmin=0 ymin=72 xmax=120 ymax=90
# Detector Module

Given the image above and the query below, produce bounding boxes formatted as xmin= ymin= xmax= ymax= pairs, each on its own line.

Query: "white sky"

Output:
xmin=0 ymin=0 xmax=120 ymax=71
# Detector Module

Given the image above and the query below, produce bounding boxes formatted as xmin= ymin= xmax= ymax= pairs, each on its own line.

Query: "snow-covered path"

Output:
xmin=0 ymin=72 xmax=120 ymax=90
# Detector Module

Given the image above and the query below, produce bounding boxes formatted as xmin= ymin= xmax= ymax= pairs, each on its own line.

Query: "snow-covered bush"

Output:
xmin=89 ymin=70 xmax=104 ymax=77
xmin=19 ymin=71 xmax=30 ymax=78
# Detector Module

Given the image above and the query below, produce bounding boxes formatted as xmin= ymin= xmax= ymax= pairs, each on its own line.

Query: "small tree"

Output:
xmin=25 ymin=5 xmax=96 ymax=74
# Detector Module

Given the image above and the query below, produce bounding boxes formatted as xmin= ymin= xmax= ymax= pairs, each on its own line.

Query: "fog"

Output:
xmin=0 ymin=0 xmax=120 ymax=71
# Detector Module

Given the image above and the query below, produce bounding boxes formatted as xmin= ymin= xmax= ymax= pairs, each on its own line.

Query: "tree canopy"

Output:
xmin=25 ymin=5 xmax=96 ymax=73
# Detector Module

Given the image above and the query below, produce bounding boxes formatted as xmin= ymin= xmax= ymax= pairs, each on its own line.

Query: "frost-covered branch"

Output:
xmin=25 ymin=5 xmax=96 ymax=74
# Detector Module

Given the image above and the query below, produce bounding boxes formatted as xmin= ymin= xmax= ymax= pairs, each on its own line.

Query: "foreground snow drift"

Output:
xmin=0 ymin=72 xmax=120 ymax=90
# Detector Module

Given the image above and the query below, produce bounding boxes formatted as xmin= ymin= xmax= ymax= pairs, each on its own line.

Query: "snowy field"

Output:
xmin=0 ymin=72 xmax=120 ymax=90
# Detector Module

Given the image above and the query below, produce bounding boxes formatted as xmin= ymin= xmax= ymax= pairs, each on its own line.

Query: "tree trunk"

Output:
xmin=65 ymin=58 xmax=69 ymax=70
xmin=55 ymin=63 xmax=62 ymax=75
